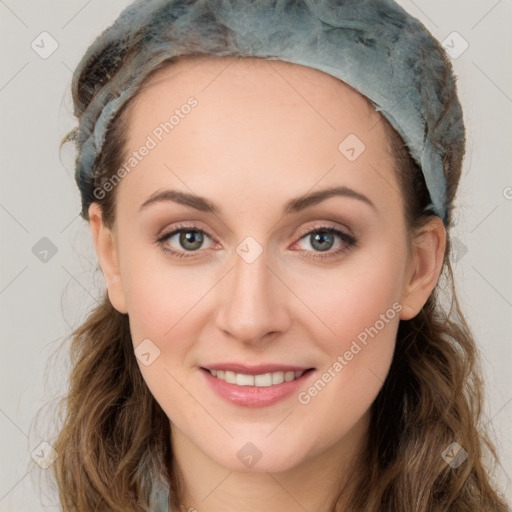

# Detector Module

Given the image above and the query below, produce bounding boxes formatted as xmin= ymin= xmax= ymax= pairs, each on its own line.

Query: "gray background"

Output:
xmin=1 ymin=0 xmax=511 ymax=510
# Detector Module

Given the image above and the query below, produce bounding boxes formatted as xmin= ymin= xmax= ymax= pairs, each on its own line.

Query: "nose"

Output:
xmin=215 ymin=246 xmax=291 ymax=346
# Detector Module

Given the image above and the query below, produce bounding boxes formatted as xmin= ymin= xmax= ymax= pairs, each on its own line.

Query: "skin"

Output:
xmin=89 ymin=55 xmax=446 ymax=511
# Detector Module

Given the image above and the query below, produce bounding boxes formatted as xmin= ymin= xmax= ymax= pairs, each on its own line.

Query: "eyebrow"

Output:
xmin=138 ymin=185 xmax=376 ymax=215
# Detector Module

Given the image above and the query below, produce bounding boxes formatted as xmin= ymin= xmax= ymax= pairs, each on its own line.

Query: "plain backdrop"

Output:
xmin=1 ymin=0 xmax=511 ymax=510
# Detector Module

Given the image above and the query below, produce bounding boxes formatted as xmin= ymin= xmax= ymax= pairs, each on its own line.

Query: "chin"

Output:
xmin=200 ymin=432 xmax=314 ymax=473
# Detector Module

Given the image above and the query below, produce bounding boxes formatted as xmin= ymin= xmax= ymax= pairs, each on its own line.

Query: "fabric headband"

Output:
xmin=73 ymin=0 xmax=466 ymax=227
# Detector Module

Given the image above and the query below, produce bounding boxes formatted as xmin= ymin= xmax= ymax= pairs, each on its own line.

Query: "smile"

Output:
xmin=200 ymin=366 xmax=316 ymax=408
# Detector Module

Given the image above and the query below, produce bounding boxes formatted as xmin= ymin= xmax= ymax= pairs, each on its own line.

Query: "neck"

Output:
xmin=169 ymin=412 xmax=369 ymax=512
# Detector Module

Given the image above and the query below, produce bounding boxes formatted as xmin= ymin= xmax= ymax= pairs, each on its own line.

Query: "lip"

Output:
xmin=200 ymin=365 xmax=316 ymax=408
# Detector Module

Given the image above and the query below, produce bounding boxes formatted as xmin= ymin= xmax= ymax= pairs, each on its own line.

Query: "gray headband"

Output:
xmin=73 ymin=0 xmax=465 ymax=227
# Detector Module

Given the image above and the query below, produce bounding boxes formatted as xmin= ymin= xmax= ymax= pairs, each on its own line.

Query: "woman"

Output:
xmin=53 ymin=0 xmax=509 ymax=510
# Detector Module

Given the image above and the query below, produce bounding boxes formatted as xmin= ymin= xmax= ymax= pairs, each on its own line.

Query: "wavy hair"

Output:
xmin=44 ymin=2 xmax=509 ymax=511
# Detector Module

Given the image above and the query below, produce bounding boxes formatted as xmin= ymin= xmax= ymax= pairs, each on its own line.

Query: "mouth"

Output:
xmin=199 ymin=365 xmax=316 ymax=408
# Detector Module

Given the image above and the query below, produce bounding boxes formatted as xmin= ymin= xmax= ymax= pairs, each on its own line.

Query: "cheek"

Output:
xmin=123 ymin=260 xmax=204 ymax=415
xmin=297 ymin=276 xmax=399 ymax=406
xmin=290 ymin=248 xmax=403 ymax=428
xmin=291 ymin=242 xmax=405 ymax=351
xmin=120 ymin=248 xmax=199 ymax=344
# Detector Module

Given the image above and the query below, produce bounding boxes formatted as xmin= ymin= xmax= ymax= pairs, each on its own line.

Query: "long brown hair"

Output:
xmin=42 ymin=21 xmax=509 ymax=512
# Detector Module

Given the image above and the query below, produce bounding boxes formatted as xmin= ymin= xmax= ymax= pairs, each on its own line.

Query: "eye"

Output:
xmin=156 ymin=222 xmax=215 ymax=258
xmin=292 ymin=225 xmax=357 ymax=260
xmin=156 ymin=222 xmax=357 ymax=260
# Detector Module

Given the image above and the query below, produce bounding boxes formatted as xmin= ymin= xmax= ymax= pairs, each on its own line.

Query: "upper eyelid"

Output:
xmin=295 ymin=223 xmax=353 ymax=240
xmin=158 ymin=221 xmax=209 ymax=238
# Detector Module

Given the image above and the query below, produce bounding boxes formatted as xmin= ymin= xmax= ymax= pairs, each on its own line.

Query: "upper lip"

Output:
xmin=202 ymin=363 xmax=314 ymax=375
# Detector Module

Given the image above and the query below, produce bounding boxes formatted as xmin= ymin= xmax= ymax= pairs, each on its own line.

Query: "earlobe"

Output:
xmin=399 ymin=217 xmax=446 ymax=321
xmin=88 ymin=203 xmax=128 ymax=314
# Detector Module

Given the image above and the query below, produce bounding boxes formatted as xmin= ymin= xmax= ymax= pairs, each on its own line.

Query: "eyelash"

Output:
xmin=156 ymin=222 xmax=358 ymax=261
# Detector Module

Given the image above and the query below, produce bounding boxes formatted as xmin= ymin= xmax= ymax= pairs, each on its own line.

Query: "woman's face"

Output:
xmin=90 ymin=56 xmax=440 ymax=473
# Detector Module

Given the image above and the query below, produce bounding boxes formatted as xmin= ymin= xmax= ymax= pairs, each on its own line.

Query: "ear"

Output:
xmin=88 ymin=202 xmax=128 ymax=314
xmin=399 ymin=216 xmax=446 ymax=320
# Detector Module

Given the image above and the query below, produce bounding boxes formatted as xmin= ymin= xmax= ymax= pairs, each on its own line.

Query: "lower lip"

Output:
xmin=200 ymin=368 xmax=315 ymax=408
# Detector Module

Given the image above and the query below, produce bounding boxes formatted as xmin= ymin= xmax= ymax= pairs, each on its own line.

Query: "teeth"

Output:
xmin=254 ymin=373 xmax=272 ymax=387
xmin=272 ymin=371 xmax=284 ymax=385
xmin=225 ymin=371 xmax=236 ymax=384
xmin=236 ymin=373 xmax=254 ymax=386
xmin=208 ymin=368 xmax=306 ymax=387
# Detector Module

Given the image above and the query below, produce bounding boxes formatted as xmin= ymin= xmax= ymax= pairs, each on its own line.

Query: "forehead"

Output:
xmin=115 ymin=54 xmax=401 ymax=226
xmin=122 ymin=54 xmax=387 ymax=158
xmin=129 ymin=54 xmax=380 ymax=124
